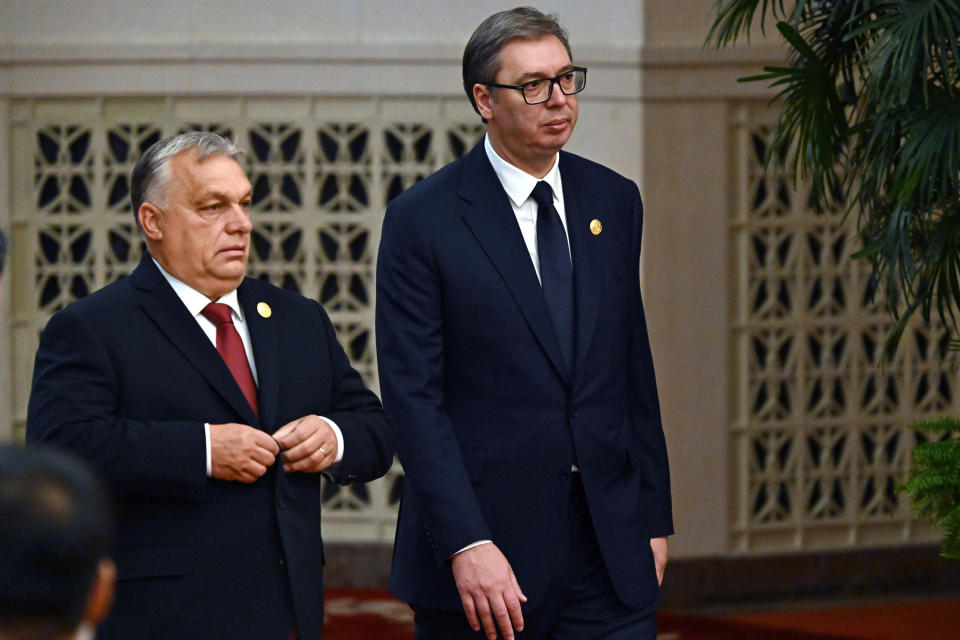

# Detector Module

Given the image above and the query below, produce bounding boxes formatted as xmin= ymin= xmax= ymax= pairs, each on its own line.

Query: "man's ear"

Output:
xmin=473 ymin=84 xmax=495 ymax=122
xmin=138 ymin=203 xmax=164 ymax=241
xmin=82 ymin=558 xmax=116 ymax=628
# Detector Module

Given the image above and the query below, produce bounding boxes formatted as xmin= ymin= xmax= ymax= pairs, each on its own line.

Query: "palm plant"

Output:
xmin=707 ymin=0 xmax=960 ymax=557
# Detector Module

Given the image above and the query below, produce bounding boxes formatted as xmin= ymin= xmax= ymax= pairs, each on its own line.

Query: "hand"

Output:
xmin=450 ymin=543 xmax=527 ymax=640
xmin=272 ymin=415 xmax=338 ymax=473
xmin=650 ymin=536 xmax=668 ymax=586
xmin=209 ymin=422 xmax=279 ymax=483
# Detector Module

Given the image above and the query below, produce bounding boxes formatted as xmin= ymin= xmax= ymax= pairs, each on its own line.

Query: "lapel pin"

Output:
xmin=589 ymin=219 xmax=602 ymax=236
xmin=257 ymin=302 xmax=272 ymax=318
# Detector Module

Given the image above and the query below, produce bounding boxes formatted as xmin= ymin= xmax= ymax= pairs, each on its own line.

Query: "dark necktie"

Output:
xmin=201 ymin=302 xmax=260 ymax=419
xmin=531 ymin=181 xmax=574 ymax=374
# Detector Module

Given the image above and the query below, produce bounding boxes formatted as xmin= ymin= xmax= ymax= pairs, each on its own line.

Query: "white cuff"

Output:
xmin=451 ymin=539 xmax=493 ymax=559
xmin=321 ymin=416 xmax=345 ymax=463
xmin=204 ymin=423 xmax=212 ymax=477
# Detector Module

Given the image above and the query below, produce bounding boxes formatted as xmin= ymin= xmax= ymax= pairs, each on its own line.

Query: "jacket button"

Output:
xmin=279 ymin=557 xmax=287 ymax=570
xmin=558 ymin=471 xmax=570 ymax=481
xmin=277 ymin=499 xmax=286 ymax=510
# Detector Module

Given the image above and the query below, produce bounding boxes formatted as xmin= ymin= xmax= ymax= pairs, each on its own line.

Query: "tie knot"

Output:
xmin=201 ymin=302 xmax=234 ymax=327
xmin=531 ymin=181 xmax=554 ymax=209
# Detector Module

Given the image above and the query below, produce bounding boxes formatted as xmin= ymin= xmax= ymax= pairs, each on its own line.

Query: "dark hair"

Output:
xmin=462 ymin=6 xmax=572 ymax=117
xmin=0 ymin=228 xmax=7 ymax=278
xmin=0 ymin=445 xmax=114 ymax=638
xmin=130 ymin=131 xmax=242 ymax=230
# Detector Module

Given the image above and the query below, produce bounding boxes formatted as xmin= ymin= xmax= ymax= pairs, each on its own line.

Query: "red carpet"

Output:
xmin=322 ymin=590 xmax=960 ymax=639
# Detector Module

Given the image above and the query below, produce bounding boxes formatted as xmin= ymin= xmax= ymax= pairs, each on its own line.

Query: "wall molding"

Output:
xmin=0 ymin=44 xmax=783 ymax=101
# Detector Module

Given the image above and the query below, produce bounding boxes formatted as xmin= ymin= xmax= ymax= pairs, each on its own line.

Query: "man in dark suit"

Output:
xmin=27 ymin=132 xmax=393 ymax=640
xmin=376 ymin=7 xmax=672 ymax=640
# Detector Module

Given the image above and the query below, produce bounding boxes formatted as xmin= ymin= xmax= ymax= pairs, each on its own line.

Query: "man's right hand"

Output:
xmin=209 ymin=422 xmax=280 ymax=483
xmin=451 ymin=543 xmax=527 ymax=640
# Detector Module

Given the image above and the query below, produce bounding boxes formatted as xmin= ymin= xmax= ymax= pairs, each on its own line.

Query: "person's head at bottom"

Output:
xmin=0 ymin=445 xmax=116 ymax=640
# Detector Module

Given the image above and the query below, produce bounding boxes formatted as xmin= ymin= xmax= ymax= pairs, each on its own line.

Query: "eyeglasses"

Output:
xmin=484 ymin=67 xmax=588 ymax=105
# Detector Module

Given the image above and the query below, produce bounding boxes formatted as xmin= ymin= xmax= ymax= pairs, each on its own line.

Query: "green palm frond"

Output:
xmin=709 ymin=0 xmax=960 ymax=348
xmin=710 ymin=0 xmax=960 ymax=559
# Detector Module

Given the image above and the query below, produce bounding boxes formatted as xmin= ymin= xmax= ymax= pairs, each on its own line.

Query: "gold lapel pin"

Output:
xmin=589 ymin=219 xmax=602 ymax=236
xmin=257 ymin=302 xmax=272 ymax=318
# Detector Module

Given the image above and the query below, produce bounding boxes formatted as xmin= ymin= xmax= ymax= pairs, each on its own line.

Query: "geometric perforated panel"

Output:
xmin=730 ymin=104 xmax=945 ymax=552
xmin=11 ymin=96 xmax=484 ymax=542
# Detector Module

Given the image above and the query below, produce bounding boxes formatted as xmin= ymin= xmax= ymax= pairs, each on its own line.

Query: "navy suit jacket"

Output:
xmin=376 ymin=141 xmax=673 ymax=613
xmin=27 ymin=256 xmax=393 ymax=640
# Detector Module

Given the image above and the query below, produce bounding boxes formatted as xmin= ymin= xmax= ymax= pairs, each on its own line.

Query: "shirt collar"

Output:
xmin=152 ymin=258 xmax=243 ymax=321
xmin=484 ymin=134 xmax=562 ymax=207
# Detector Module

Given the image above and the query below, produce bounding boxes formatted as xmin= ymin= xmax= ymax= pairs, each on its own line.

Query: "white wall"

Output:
xmin=0 ymin=1 xmax=642 ymax=49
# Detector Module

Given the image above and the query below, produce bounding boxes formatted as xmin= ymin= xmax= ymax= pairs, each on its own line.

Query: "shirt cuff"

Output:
xmin=204 ymin=423 xmax=212 ymax=477
xmin=451 ymin=539 xmax=493 ymax=559
xmin=321 ymin=416 xmax=345 ymax=463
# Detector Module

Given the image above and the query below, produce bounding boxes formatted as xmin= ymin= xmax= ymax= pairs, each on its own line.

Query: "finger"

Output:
xmin=489 ymin=597 xmax=515 ymax=640
xmin=511 ymin=571 xmax=528 ymax=603
xmin=236 ymin=466 xmax=261 ymax=483
xmin=287 ymin=443 xmax=337 ymax=473
xmin=250 ymin=445 xmax=277 ymax=468
xmin=474 ymin=598 xmax=497 ymax=640
xmin=283 ymin=434 xmax=332 ymax=464
xmin=252 ymin=433 xmax=281 ymax=457
xmin=246 ymin=460 xmax=269 ymax=479
xmin=460 ymin=594 xmax=481 ymax=633
xmin=504 ymin=591 xmax=524 ymax=632
xmin=272 ymin=416 xmax=307 ymax=445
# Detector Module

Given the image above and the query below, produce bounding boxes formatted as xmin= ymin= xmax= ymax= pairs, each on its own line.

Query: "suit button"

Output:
xmin=570 ymin=409 xmax=579 ymax=419
xmin=279 ymin=558 xmax=287 ymax=570
xmin=558 ymin=471 xmax=570 ymax=481
xmin=277 ymin=499 xmax=286 ymax=510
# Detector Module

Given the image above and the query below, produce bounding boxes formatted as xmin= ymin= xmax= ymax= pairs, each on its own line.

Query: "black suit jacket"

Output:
xmin=376 ymin=141 xmax=672 ymax=612
xmin=27 ymin=256 xmax=393 ymax=640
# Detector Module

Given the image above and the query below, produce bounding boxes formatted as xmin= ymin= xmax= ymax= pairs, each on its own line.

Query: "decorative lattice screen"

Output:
xmin=10 ymin=96 xmax=483 ymax=542
xmin=730 ymin=104 xmax=946 ymax=552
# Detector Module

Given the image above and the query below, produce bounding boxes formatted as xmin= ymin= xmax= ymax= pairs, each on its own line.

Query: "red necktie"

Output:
xmin=201 ymin=302 xmax=260 ymax=419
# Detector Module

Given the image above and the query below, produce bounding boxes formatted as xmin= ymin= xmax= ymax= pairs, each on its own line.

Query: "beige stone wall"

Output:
xmin=0 ymin=1 xmax=943 ymax=559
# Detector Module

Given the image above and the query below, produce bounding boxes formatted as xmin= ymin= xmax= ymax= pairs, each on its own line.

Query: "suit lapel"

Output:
xmin=560 ymin=153 xmax=603 ymax=381
xmin=131 ymin=257 xmax=261 ymax=426
xmin=457 ymin=143 xmax=571 ymax=385
xmin=239 ymin=282 xmax=279 ymax=428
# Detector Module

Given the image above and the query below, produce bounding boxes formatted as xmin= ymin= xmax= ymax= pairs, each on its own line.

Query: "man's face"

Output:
xmin=476 ymin=35 xmax=578 ymax=177
xmin=142 ymin=151 xmax=253 ymax=300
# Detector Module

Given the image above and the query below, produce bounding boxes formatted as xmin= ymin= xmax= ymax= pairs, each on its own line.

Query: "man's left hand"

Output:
xmin=272 ymin=415 xmax=338 ymax=473
xmin=650 ymin=536 xmax=668 ymax=586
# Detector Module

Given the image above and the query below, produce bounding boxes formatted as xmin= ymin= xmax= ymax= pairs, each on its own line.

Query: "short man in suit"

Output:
xmin=0 ymin=445 xmax=116 ymax=640
xmin=376 ymin=7 xmax=672 ymax=640
xmin=27 ymin=132 xmax=393 ymax=640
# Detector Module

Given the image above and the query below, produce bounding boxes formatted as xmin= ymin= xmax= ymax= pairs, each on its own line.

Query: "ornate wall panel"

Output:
xmin=730 ymin=103 xmax=947 ymax=552
xmin=9 ymin=96 xmax=483 ymax=542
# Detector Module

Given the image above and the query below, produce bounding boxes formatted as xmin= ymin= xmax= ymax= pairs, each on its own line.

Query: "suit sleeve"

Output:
xmin=26 ymin=307 xmax=207 ymax=500
xmin=312 ymin=300 xmax=394 ymax=485
xmin=628 ymin=184 xmax=675 ymax=538
xmin=376 ymin=197 xmax=494 ymax=566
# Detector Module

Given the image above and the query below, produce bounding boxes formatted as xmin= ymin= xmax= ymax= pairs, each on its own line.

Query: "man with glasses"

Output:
xmin=376 ymin=7 xmax=672 ymax=640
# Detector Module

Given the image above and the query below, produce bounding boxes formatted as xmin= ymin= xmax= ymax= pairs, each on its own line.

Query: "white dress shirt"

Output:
xmin=483 ymin=134 xmax=571 ymax=279
xmin=153 ymin=259 xmax=344 ymax=475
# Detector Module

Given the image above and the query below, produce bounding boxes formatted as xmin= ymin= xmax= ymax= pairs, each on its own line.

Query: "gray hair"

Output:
xmin=462 ymin=6 xmax=572 ymax=118
xmin=130 ymin=132 xmax=243 ymax=228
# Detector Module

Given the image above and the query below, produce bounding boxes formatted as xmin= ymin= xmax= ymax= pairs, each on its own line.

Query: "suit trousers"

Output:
xmin=412 ymin=474 xmax=658 ymax=640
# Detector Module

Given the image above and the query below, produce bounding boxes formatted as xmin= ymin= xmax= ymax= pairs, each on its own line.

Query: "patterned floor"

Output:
xmin=322 ymin=590 xmax=960 ymax=640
